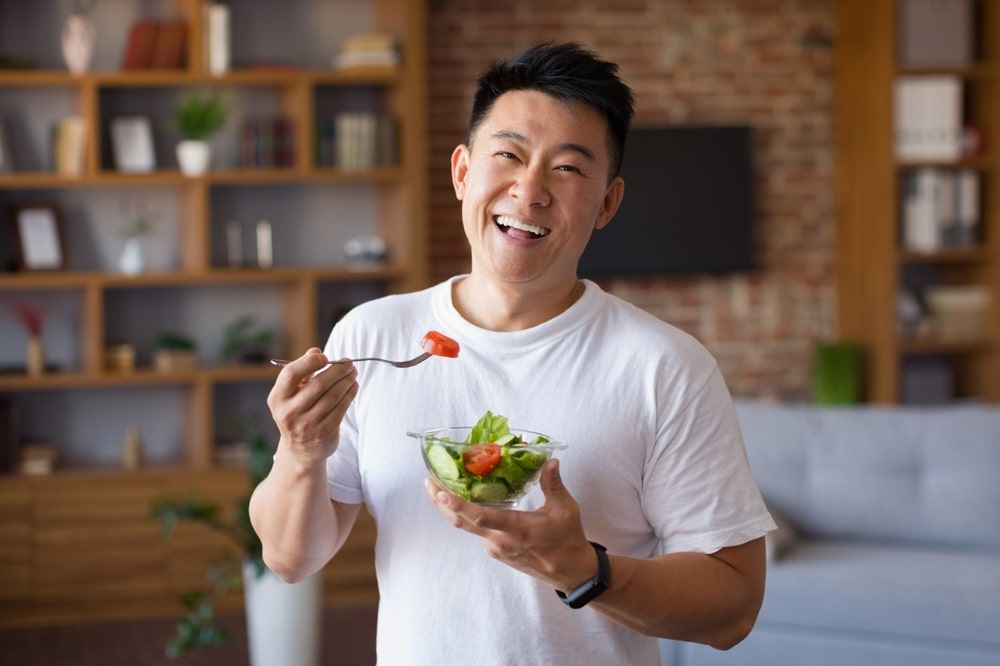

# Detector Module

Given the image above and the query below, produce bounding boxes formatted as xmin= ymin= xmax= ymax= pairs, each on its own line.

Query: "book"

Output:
xmin=332 ymin=49 xmax=400 ymax=69
xmin=893 ymin=75 xmax=963 ymax=162
xmin=900 ymin=167 xmax=981 ymax=251
xmin=204 ymin=2 xmax=231 ymax=75
xmin=54 ymin=116 xmax=87 ymax=176
xmin=149 ymin=20 xmax=187 ymax=69
xmin=901 ymin=168 xmax=940 ymax=251
xmin=955 ymin=169 xmax=980 ymax=246
xmin=376 ymin=114 xmax=398 ymax=167
xmin=0 ymin=116 xmax=11 ymax=172
xmin=239 ymin=115 xmax=296 ymax=168
xmin=121 ymin=19 xmax=158 ymax=69
xmin=332 ymin=31 xmax=400 ymax=70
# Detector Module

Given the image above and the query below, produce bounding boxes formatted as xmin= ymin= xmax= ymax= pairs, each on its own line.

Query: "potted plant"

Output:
xmin=150 ymin=417 xmax=322 ymax=663
xmin=174 ymin=91 xmax=226 ymax=176
xmin=154 ymin=331 xmax=197 ymax=372
xmin=221 ymin=315 xmax=275 ymax=364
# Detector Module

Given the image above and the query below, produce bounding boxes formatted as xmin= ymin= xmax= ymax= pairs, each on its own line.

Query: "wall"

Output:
xmin=426 ymin=0 xmax=836 ymax=400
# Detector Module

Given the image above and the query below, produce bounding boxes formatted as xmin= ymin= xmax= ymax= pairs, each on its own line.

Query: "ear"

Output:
xmin=594 ymin=176 xmax=624 ymax=231
xmin=451 ymin=144 xmax=470 ymax=200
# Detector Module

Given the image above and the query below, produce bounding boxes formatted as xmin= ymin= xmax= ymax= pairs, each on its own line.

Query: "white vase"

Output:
xmin=242 ymin=561 xmax=322 ymax=666
xmin=61 ymin=13 xmax=96 ymax=75
xmin=118 ymin=237 xmax=145 ymax=275
xmin=176 ymin=140 xmax=211 ymax=176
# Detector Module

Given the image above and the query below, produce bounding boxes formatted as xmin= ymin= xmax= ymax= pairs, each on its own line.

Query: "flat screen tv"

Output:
xmin=578 ymin=124 xmax=755 ymax=277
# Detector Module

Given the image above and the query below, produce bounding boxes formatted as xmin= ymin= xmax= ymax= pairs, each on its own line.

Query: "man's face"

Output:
xmin=451 ymin=90 xmax=623 ymax=290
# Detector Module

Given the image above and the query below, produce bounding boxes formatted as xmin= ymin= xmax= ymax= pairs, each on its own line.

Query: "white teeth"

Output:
xmin=496 ymin=216 xmax=549 ymax=237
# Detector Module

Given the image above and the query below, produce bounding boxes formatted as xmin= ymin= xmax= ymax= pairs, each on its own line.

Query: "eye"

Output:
xmin=555 ymin=164 xmax=582 ymax=174
xmin=496 ymin=151 xmax=520 ymax=161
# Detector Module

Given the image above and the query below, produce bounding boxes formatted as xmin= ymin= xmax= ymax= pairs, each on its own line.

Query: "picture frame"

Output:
xmin=10 ymin=204 xmax=65 ymax=271
xmin=110 ymin=115 xmax=156 ymax=173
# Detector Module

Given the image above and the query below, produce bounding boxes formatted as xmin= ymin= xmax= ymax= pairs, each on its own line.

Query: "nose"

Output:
xmin=509 ymin=164 xmax=550 ymax=206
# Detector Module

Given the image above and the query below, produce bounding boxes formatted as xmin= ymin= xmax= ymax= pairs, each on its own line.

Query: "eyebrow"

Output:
xmin=491 ymin=130 xmax=597 ymax=163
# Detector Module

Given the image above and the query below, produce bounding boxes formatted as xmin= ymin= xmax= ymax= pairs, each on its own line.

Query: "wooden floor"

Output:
xmin=0 ymin=603 xmax=377 ymax=665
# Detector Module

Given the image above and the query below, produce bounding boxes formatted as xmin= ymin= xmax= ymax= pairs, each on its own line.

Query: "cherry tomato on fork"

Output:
xmin=421 ymin=330 xmax=460 ymax=358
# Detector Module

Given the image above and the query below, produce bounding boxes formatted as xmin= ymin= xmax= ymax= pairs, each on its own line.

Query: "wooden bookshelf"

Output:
xmin=834 ymin=0 xmax=999 ymax=403
xmin=0 ymin=0 xmax=426 ymax=626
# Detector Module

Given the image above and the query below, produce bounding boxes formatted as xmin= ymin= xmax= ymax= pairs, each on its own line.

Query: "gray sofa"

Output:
xmin=660 ymin=400 xmax=1000 ymax=666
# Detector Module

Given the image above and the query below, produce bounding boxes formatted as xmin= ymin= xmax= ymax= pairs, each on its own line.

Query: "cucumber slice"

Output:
xmin=470 ymin=481 xmax=510 ymax=504
xmin=425 ymin=443 xmax=460 ymax=481
xmin=494 ymin=433 xmax=518 ymax=446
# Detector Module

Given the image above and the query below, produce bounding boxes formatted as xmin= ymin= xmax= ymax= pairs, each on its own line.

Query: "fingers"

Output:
xmin=267 ymin=349 xmax=359 ymax=462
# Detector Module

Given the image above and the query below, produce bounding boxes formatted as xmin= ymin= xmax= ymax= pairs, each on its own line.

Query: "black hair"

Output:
xmin=466 ymin=42 xmax=635 ymax=179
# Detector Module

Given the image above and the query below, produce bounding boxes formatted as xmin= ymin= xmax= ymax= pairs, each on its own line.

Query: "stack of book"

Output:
xmin=316 ymin=112 xmax=397 ymax=170
xmin=240 ymin=115 xmax=296 ymax=169
xmin=331 ymin=32 xmax=399 ymax=70
xmin=121 ymin=19 xmax=187 ymax=70
xmin=900 ymin=167 xmax=980 ymax=251
xmin=53 ymin=115 xmax=87 ymax=176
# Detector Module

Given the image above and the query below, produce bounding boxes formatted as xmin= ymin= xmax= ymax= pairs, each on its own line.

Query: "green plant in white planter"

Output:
xmin=150 ymin=415 xmax=323 ymax=664
xmin=174 ymin=92 xmax=226 ymax=176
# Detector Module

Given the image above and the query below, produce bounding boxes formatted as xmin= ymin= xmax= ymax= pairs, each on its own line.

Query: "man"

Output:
xmin=250 ymin=42 xmax=774 ymax=664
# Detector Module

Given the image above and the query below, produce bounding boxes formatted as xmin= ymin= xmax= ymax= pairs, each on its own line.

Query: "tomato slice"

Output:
xmin=421 ymin=330 xmax=460 ymax=358
xmin=462 ymin=443 xmax=501 ymax=476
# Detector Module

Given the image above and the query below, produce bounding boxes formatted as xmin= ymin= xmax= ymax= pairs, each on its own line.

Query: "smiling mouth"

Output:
xmin=495 ymin=215 xmax=550 ymax=239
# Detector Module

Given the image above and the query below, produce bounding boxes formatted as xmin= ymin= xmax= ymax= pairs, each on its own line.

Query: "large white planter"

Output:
xmin=176 ymin=139 xmax=211 ymax=176
xmin=242 ymin=561 xmax=323 ymax=666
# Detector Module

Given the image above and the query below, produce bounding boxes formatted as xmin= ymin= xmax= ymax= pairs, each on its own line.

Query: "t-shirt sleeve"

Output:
xmin=644 ymin=366 xmax=776 ymax=554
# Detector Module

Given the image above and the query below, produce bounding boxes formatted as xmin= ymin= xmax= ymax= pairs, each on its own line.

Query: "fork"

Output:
xmin=270 ymin=351 xmax=432 ymax=369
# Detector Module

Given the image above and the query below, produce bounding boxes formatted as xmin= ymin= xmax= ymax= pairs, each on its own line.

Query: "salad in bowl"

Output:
xmin=411 ymin=411 xmax=566 ymax=508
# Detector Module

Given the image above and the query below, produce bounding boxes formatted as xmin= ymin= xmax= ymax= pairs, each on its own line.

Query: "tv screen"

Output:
xmin=578 ymin=125 xmax=755 ymax=277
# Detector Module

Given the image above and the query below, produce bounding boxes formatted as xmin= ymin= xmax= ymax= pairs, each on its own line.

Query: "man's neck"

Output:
xmin=452 ymin=276 xmax=584 ymax=332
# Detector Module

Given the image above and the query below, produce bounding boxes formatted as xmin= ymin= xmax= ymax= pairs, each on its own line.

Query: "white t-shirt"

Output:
xmin=326 ymin=277 xmax=774 ymax=665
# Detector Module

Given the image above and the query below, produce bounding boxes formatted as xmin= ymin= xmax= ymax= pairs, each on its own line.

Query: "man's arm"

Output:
xmin=249 ymin=348 xmax=360 ymax=583
xmin=586 ymin=539 xmax=765 ymax=649
xmin=249 ymin=452 xmax=362 ymax=583
xmin=425 ymin=459 xmax=767 ymax=648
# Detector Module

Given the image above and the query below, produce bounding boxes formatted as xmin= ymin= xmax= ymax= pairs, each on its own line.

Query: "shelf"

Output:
xmin=0 ymin=362 xmax=278 ymax=390
xmin=898 ymin=338 xmax=995 ymax=355
xmin=0 ymin=65 xmax=402 ymax=87
xmin=898 ymin=247 xmax=992 ymax=264
xmin=0 ymin=264 xmax=404 ymax=289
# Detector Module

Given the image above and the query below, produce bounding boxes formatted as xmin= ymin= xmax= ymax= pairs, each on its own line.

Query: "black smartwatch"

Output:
xmin=556 ymin=541 xmax=610 ymax=609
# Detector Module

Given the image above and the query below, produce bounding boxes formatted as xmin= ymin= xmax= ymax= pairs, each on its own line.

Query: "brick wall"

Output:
xmin=426 ymin=0 xmax=836 ymax=400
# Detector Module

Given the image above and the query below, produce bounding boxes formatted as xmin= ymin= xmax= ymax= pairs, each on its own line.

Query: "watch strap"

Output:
xmin=556 ymin=541 xmax=610 ymax=609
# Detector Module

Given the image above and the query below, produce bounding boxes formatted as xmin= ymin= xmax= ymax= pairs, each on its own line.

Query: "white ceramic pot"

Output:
xmin=242 ymin=561 xmax=322 ymax=666
xmin=118 ymin=237 xmax=145 ymax=275
xmin=176 ymin=140 xmax=211 ymax=176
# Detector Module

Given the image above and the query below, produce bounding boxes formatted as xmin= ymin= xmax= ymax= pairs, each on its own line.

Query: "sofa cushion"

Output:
xmin=761 ymin=541 xmax=1000 ymax=649
xmin=734 ymin=401 xmax=1000 ymax=550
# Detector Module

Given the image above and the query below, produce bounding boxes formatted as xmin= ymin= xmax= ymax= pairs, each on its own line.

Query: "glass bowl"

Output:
xmin=410 ymin=426 xmax=566 ymax=508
